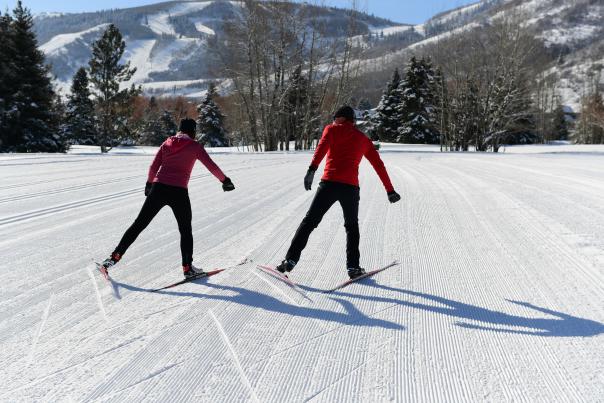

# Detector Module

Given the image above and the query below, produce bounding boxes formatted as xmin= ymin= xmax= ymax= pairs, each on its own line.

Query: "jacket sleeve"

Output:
xmin=310 ymin=125 xmax=332 ymax=170
xmin=147 ymin=144 xmax=163 ymax=183
xmin=197 ymin=144 xmax=227 ymax=182
xmin=363 ymin=139 xmax=394 ymax=193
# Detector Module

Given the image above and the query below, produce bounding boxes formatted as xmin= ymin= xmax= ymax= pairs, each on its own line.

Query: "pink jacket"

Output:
xmin=148 ymin=133 xmax=226 ymax=189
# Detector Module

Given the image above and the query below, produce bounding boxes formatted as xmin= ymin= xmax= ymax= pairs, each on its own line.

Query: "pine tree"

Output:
xmin=551 ymin=105 xmax=569 ymax=141
xmin=357 ymin=98 xmax=372 ymax=111
xmin=4 ymin=1 xmax=65 ymax=152
xmin=197 ymin=83 xmax=228 ymax=147
xmin=0 ymin=11 xmax=16 ymax=150
xmin=88 ymin=24 xmax=140 ymax=152
xmin=374 ymin=68 xmax=402 ymax=142
xmin=397 ymin=57 xmax=439 ymax=144
xmin=64 ymin=68 xmax=97 ymax=145
xmin=159 ymin=110 xmax=177 ymax=139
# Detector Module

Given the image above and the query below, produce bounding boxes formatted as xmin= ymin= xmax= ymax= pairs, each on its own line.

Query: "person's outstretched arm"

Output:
xmin=363 ymin=140 xmax=401 ymax=203
xmin=196 ymin=144 xmax=235 ymax=191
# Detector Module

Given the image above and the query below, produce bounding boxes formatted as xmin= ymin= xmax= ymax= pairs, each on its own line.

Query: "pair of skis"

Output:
xmin=94 ymin=263 xmax=228 ymax=292
xmin=257 ymin=260 xmax=399 ymax=293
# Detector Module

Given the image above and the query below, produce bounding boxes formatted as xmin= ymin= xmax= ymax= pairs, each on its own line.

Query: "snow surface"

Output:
xmin=39 ymin=24 xmax=110 ymax=56
xmin=147 ymin=1 xmax=214 ymax=36
xmin=1 ymin=144 xmax=603 ymax=402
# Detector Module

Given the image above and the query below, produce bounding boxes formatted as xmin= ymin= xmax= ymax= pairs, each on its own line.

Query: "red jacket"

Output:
xmin=148 ymin=133 xmax=226 ymax=189
xmin=310 ymin=122 xmax=394 ymax=193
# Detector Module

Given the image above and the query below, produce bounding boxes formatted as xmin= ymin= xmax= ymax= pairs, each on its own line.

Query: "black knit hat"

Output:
xmin=334 ymin=105 xmax=355 ymax=122
xmin=179 ymin=118 xmax=197 ymax=136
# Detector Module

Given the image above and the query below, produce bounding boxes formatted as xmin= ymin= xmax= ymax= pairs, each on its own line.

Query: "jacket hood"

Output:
xmin=165 ymin=132 xmax=196 ymax=151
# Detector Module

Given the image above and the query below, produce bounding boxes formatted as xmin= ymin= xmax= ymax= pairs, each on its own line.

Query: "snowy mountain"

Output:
xmin=359 ymin=0 xmax=603 ymax=112
xmin=35 ymin=0 xmax=603 ymax=111
xmin=34 ymin=0 xmax=402 ymax=98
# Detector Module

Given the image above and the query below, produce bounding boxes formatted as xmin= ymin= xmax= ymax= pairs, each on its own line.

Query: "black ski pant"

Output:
xmin=114 ymin=183 xmax=194 ymax=266
xmin=286 ymin=180 xmax=360 ymax=268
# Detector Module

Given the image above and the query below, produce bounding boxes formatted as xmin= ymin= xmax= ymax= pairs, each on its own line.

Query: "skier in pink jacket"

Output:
xmin=99 ymin=119 xmax=235 ymax=279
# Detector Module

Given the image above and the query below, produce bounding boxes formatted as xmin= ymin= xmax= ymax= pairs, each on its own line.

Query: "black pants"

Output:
xmin=286 ymin=180 xmax=360 ymax=268
xmin=114 ymin=183 xmax=194 ymax=265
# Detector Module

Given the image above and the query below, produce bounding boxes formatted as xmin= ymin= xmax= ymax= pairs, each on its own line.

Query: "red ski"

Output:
xmin=94 ymin=262 xmax=111 ymax=281
xmin=256 ymin=265 xmax=312 ymax=301
xmin=151 ymin=269 xmax=226 ymax=292
xmin=323 ymin=261 xmax=400 ymax=293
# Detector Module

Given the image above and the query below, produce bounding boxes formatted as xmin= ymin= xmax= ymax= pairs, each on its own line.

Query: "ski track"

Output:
xmin=0 ymin=150 xmax=602 ymax=402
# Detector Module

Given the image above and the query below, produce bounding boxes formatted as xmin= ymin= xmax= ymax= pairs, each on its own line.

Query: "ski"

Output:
xmin=256 ymin=265 xmax=312 ymax=301
xmin=323 ymin=261 xmax=400 ymax=293
xmin=94 ymin=262 xmax=111 ymax=282
xmin=151 ymin=268 xmax=226 ymax=292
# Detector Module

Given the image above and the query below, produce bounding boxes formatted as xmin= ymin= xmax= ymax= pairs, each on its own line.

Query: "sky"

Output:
xmin=0 ymin=0 xmax=478 ymax=24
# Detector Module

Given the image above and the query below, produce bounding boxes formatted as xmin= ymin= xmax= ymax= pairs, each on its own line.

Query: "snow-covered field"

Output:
xmin=1 ymin=145 xmax=603 ymax=402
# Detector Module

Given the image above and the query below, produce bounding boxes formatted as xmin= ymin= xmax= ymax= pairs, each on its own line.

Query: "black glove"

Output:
xmin=222 ymin=177 xmax=235 ymax=192
xmin=145 ymin=182 xmax=152 ymax=196
xmin=304 ymin=167 xmax=316 ymax=191
xmin=388 ymin=191 xmax=401 ymax=204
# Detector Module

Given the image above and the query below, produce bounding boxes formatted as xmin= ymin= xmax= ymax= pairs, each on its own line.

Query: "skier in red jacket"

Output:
xmin=99 ymin=118 xmax=235 ymax=279
xmin=276 ymin=106 xmax=401 ymax=279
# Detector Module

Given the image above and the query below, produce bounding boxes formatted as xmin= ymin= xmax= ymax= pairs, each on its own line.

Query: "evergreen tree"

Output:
xmin=374 ymin=68 xmax=402 ymax=142
xmin=3 ymin=2 xmax=65 ymax=152
xmin=159 ymin=110 xmax=177 ymax=139
xmin=551 ymin=104 xmax=569 ymax=141
xmin=397 ymin=57 xmax=439 ymax=144
xmin=64 ymin=68 xmax=97 ymax=145
xmin=0 ymin=11 xmax=16 ymax=149
xmin=88 ymin=24 xmax=140 ymax=152
xmin=138 ymin=97 xmax=162 ymax=146
xmin=197 ymin=83 xmax=228 ymax=147
xmin=357 ymin=98 xmax=372 ymax=111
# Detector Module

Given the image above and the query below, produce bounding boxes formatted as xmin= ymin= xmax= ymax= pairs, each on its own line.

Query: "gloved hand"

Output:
xmin=222 ymin=177 xmax=235 ymax=192
xmin=388 ymin=191 xmax=401 ymax=204
xmin=304 ymin=167 xmax=316 ymax=191
xmin=145 ymin=182 xmax=152 ymax=196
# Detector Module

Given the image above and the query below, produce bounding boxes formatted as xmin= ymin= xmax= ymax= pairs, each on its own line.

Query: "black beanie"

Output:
xmin=179 ymin=118 xmax=197 ymax=136
xmin=334 ymin=105 xmax=355 ymax=122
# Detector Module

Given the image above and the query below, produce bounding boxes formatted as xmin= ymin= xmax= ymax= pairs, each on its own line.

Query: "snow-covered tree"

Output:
xmin=357 ymin=98 xmax=372 ymax=111
xmin=1 ymin=2 xmax=66 ymax=152
xmin=88 ymin=24 xmax=140 ymax=152
xmin=197 ymin=83 xmax=228 ymax=147
xmin=64 ymin=68 xmax=97 ymax=145
xmin=373 ymin=68 xmax=402 ymax=142
xmin=396 ymin=57 xmax=439 ymax=144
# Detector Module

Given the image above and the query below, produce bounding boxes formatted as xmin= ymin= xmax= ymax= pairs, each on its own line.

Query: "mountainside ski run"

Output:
xmin=1 ymin=144 xmax=603 ymax=402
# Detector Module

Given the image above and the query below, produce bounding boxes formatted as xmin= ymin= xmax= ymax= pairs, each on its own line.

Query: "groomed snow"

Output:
xmin=39 ymin=24 xmax=111 ymax=56
xmin=147 ymin=1 xmax=214 ymax=36
xmin=1 ymin=144 xmax=603 ymax=401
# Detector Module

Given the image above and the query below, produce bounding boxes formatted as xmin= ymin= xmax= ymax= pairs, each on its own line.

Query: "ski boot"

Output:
xmin=98 ymin=252 xmax=121 ymax=278
xmin=276 ymin=259 xmax=296 ymax=274
xmin=347 ymin=267 xmax=367 ymax=280
xmin=183 ymin=263 xmax=206 ymax=279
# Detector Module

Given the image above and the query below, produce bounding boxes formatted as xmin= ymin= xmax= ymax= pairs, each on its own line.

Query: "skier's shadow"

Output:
xmin=299 ymin=280 xmax=604 ymax=337
xmin=114 ymin=280 xmax=405 ymax=331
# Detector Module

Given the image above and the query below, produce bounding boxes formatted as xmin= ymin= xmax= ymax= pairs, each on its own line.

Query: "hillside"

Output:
xmin=34 ymin=0 xmax=603 ymax=111
xmin=34 ymin=0 xmax=402 ymax=97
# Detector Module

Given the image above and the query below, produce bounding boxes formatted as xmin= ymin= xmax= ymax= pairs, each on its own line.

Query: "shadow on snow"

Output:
xmin=113 ymin=277 xmax=604 ymax=337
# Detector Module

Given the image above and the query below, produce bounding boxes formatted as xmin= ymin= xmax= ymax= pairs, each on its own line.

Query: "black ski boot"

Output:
xmin=183 ymin=264 xmax=206 ymax=279
xmin=347 ymin=267 xmax=366 ymax=280
xmin=101 ymin=252 xmax=121 ymax=271
xmin=276 ymin=259 xmax=296 ymax=274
